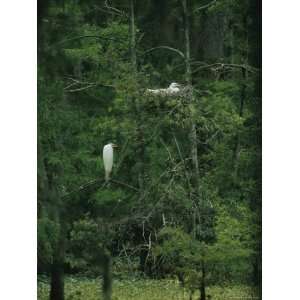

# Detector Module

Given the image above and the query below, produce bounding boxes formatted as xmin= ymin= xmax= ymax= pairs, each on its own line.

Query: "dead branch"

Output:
xmin=64 ymin=77 xmax=115 ymax=93
xmin=160 ymin=138 xmax=175 ymax=165
xmin=104 ymin=0 xmax=126 ymax=16
xmin=143 ymin=46 xmax=185 ymax=59
xmin=61 ymin=177 xmax=139 ymax=200
xmin=192 ymin=62 xmax=260 ymax=74
xmin=111 ymin=179 xmax=140 ymax=192
xmin=66 ymin=84 xmax=96 ymax=93
xmin=195 ymin=0 xmax=217 ymax=12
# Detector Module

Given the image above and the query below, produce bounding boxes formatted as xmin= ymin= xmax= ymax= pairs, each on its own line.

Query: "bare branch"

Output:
xmin=104 ymin=0 xmax=126 ymax=16
xmin=121 ymin=244 xmax=134 ymax=272
xmin=93 ymin=6 xmax=116 ymax=16
xmin=173 ymin=60 xmax=207 ymax=70
xmin=173 ymin=134 xmax=193 ymax=193
xmin=137 ymin=32 xmax=145 ymax=44
xmin=110 ymin=179 xmax=140 ymax=192
xmin=192 ymin=62 xmax=260 ymax=74
xmin=195 ymin=0 xmax=217 ymax=12
xmin=64 ymin=77 xmax=115 ymax=93
xmin=63 ymin=82 xmax=78 ymax=90
xmin=64 ymin=77 xmax=82 ymax=83
xmin=61 ymin=177 xmax=139 ymax=200
xmin=61 ymin=178 xmax=103 ymax=200
xmin=143 ymin=46 xmax=185 ymax=59
xmin=66 ymin=84 xmax=96 ymax=93
xmin=160 ymin=138 xmax=175 ymax=164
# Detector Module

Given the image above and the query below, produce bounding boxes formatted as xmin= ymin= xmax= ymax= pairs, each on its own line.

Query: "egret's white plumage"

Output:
xmin=103 ymin=143 xmax=115 ymax=181
xmin=167 ymin=82 xmax=180 ymax=94
xmin=146 ymin=82 xmax=181 ymax=96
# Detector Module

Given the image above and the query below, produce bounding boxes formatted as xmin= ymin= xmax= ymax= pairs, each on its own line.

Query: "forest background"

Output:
xmin=37 ymin=0 xmax=261 ymax=299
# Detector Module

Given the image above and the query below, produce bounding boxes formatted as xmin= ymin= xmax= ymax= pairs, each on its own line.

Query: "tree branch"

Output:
xmin=64 ymin=77 xmax=115 ymax=93
xmin=195 ymin=0 xmax=217 ymax=12
xmin=143 ymin=46 xmax=185 ymax=59
xmin=104 ymin=0 xmax=126 ymax=16
xmin=192 ymin=62 xmax=260 ymax=74
xmin=110 ymin=179 xmax=140 ymax=192
xmin=61 ymin=178 xmax=103 ymax=200
xmin=66 ymin=84 xmax=96 ymax=93
xmin=61 ymin=177 xmax=139 ymax=200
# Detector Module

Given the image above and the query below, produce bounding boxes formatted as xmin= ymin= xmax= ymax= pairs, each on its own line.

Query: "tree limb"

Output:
xmin=64 ymin=77 xmax=115 ymax=93
xmin=195 ymin=0 xmax=217 ymax=12
xmin=104 ymin=0 xmax=126 ymax=16
xmin=192 ymin=62 xmax=260 ymax=74
xmin=143 ymin=46 xmax=185 ymax=59
xmin=61 ymin=177 xmax=139 ymax=200
xmin=110 ymin=179 xmax=140 ymax=192
xmin=66 ymin=84 xmax=96 ymax=93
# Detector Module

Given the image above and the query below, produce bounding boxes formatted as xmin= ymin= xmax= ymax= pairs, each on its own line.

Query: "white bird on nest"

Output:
xmin=103 ymin=143 xmax=118 ymax=182
xmin=146 ymin=82 xmax=181 ymax=96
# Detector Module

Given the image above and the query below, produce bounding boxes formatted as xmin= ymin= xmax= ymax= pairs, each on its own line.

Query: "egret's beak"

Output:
xmin=112 ymin=144 xmax=118 ymax=148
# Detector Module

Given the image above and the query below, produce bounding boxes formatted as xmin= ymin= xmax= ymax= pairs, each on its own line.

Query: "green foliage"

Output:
xmin=205 ymin=204 xmax=255 ymax=284
xmin=153 ymin=226 xmax=205 ymax=287
xmin=38 ymin=217 xmax=60 ymax=266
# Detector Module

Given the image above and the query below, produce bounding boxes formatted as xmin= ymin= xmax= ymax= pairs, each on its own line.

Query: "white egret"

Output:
xmin=103 ymin=143 xmax=118 ymax=182
xmin=168 ymin=82 xmax=181 ymax=94
xmin=146 ymin=82 xmax=181 ymax=96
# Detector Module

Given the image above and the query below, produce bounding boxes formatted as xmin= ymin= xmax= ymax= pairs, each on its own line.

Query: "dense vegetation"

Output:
xmin=38 ymin=0 xmax=261 ymax=299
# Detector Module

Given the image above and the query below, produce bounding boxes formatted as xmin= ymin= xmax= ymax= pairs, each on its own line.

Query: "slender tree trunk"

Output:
xmin=233 ymin=64 xmax=247 ymax=180
xmin=182 ymin=0 xmax=200 ymax=195
xmin=129 ymin=0 xmax=137 ymax=69
xmin=129 ymin=0 xmax=145 ymax=192
xmin=37 ymin=133 xmax=48 ymax=218
xmin=42 ymin=156 xmax=65 ymax=300
xmin=129 ymin=0 xmax=147 ymax=273
xmin=50 ymin=218 xmax=65 ymax=300
xmin=102 ymin=254 xmax=112 ymax=300
xmin=50 ymin=259 xmax=64 ymax=300
xmin=200 ymin=262 xmax=206 ymax=300
xmin=229 ymin=21 xmax=235 ymax=64
xmin=182 ymin=1 xmax=206 ymax=299
xmin=233 ymin=17 xmax=249 ymax=179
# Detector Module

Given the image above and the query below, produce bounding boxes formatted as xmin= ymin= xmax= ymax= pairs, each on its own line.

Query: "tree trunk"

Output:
xmin=229 ymin=21 xmax=235 ymax=64
xmin=129 ymin=0 xmax=137 ymax=69
xmin=42 ymin=155 xmax=65 ymax=300
xmin=50 ymin=223 xmax=65 ymax=300
xmin=182 ymin=2 xmax=206 ymax=299
xmin=50 ymin=261 xmax=64 ymax=300
xmin=233 ymin=15 xmax=250 ymax=179
xmin=129 ymin=0 xmax=147 ymax=273
xmin=182 ymin=0 xmax=200 ymax=195
xmin=129 ymin=0 xmax=145 ymax=192
xmin=233 ymin=67 xmax=247 ymax=180
xmin=102 ymin=254 xmax=112 ymax=300
xmin=37 ymin=132 xmax=48 ymax=218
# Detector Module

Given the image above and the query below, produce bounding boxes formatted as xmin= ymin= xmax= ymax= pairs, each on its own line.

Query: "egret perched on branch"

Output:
xmin=103 ymin=143 xmax=118 ymax=182
xmin=146 ymin=82 xmax=181 ymax=96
